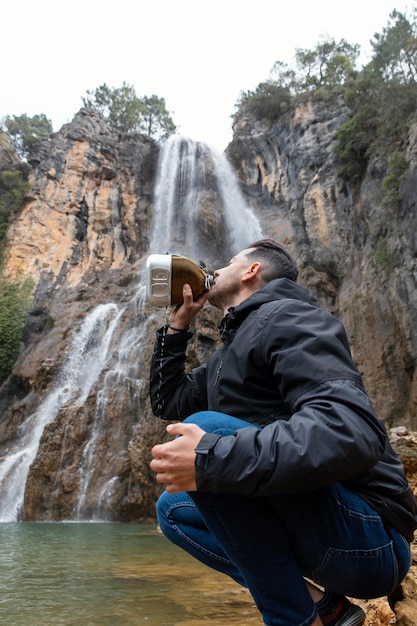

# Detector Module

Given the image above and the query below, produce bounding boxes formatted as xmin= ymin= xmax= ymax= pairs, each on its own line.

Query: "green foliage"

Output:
xmin=0 ymin=165 xmax=31 ymax=257
xmin=335 ymin=79 xmax=414 ymax=183
xmin=0 ymin=130 xmax=18 ymax=167
xmin=267 ymin=61 xmax=298 ymax=92
xmin=335 ymin=10 xmax=417 ymax=183
xmin=374 ymin=237 xmax=391 ymax=278
xmin=140 ymin=95 xmax=177 ymax=140
xmin=334 ymin=68 xmax=379 ymax=183
xmin=237 ymin=82 xmax=293 ymax=123
xmin=235 ymin=10 xmax=417 ymax=188
xmin=82 ymin=82 xmax=177 ymax=139
xmin=0 ymin=169 xmax=31 ymax=212
xmin=292 ymin=37 xmax=360 ymax=92
xmin=83 ymin=82 xmax=141 ymax=133
xmin=3 ymin=113 xmax=52 ymax=161
xmin=237 ymin=36 xmax=360 ymax=125
xmin=334 ymin=113 xmax=375 ymax=184
xmin=0 ymin=272 xmax=34 ymax=384
xmin=370 ymin=9 xmax=417 ymax=83
xmin=382 ymin=151 xmax=409 ymax=206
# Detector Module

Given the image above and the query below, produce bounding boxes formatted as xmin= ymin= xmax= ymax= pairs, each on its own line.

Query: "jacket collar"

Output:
xmin=219 ymin=278 xmax=318 ymax=340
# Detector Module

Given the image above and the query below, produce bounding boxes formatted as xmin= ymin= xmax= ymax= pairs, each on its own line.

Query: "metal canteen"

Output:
xmin=146 ymin=253 xmax=213 ymax=307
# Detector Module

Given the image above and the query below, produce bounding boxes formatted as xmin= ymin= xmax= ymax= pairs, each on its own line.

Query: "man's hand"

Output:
xmin=150 ymin=422 xmax=206 ymax=492
xmin=167 ymin=283 xmax=210 ymax=332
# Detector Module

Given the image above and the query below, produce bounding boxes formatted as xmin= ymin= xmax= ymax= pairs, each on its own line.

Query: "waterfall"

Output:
xmin=150 ymin=136 xmax=214 ymax=258
xmin=211 ymin=150 xmax=262 ymax=252
xmin=74 ymin=287 xmax=155 ymax=520
xmin=0 ymin=304 xmax=120 ymax=522
xmin=0 ymin=135 xmax=263 ymax=522
xmin=150 ymin=135 xmax=262 ymax=258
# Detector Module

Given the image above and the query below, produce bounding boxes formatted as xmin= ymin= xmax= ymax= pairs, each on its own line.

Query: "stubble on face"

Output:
xmin=207 ymin=281 xmax=233 ymax=310
xmin=207 ymin=249 xmax=254 ymax=311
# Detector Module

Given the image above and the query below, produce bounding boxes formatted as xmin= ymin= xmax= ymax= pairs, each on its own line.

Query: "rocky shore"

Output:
xmin=364 ymin=427 xmax=417 ymax=626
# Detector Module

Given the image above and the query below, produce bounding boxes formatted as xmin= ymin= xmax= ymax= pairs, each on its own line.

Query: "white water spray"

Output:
xmin=0 ymin=303 xmax=120 ymax=522
xmin=75 ymin=287 xmax=158 ymax=520
xmin=211 ymin=150 xmax=262 ymax=252
xmin=150 ymin=135 xmax=262 ymax=258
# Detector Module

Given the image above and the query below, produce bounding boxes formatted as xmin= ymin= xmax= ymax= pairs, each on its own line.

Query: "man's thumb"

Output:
xmin=166 ymin=422 xmax=186 ymax=436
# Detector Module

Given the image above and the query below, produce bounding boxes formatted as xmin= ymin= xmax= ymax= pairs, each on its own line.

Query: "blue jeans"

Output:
xmin=156 ymin=412 xmax=411 ymax=626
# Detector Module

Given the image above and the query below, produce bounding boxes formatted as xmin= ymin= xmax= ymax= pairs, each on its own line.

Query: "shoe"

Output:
xmin=332 ymin=603 xmax=366 ymax=626
xmin=388 ymin=584 xmax=404 ymax=610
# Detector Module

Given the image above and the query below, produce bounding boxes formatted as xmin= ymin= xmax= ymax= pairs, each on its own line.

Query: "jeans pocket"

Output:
xmin=312 ymin=540 xmax=398 ymax=598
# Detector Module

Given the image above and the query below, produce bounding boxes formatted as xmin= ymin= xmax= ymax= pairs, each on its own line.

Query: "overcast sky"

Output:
xmin=2 ymin=0 xmax=414 ymax=151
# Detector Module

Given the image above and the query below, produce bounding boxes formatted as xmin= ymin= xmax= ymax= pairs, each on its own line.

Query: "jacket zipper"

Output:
xmin=214 ymin=359 xmax=223 ymax=387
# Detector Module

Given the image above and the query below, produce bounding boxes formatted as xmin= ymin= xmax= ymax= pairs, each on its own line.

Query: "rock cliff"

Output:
xmin=0 ymin=99 xmax=416 ymax=524
xmin=0 ymin=108 xmax=162 ymax=521
xmin=228 ymin=98 xmax=417 ymax=428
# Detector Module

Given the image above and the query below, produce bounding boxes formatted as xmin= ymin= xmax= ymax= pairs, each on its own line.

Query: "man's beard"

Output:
xmin=207 ymin=287 xmax=221 ymax=308
xmin=208 ymin=283 xmax=235 ymax=310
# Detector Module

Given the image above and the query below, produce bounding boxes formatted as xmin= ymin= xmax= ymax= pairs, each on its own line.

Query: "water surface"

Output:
xmin=0 ymin=523 xmax=260 ymax=625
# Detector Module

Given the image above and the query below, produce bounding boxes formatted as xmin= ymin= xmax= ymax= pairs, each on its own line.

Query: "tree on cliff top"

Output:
xmin=335 ymin=9 xmax=417 ymax=184
xmin=273 ymin=37 xmax=360 ymax=94
xmin=82 ymin=82 xmax=177 ymax=140
xmin=235 ymin=36 xmax=359 ymax=124
xmin=2 ymin=113 xmax=53 ymax=161
xmin=235 ymin=9 xmax=417 ymax=187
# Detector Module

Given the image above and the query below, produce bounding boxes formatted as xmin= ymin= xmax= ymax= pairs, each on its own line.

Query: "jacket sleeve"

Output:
xmin=195 ymin=300 xmax=387 ymax=494
xmin=196 ymin=379 xmax=387 ymax=494
xmin=149 ymin=327 xmax=209 ymax=420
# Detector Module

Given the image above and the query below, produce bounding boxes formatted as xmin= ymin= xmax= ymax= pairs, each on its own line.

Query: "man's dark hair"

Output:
xmin=246 ymin=239 xmax=299 ymax=282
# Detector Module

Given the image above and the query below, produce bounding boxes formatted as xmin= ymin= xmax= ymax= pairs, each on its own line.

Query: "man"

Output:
xmin=149 ymin=239 xmax=416 ymax=626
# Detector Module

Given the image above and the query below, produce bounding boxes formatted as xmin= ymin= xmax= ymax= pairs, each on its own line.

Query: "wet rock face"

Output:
xmin=229 ymin=99 xmax=417 ymax=429
xmin=1 ymin=100 xmax=417 ymax=523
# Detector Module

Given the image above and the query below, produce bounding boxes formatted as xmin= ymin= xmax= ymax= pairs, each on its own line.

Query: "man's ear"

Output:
xmin=242 ymin=262 xmax=262 ymax=283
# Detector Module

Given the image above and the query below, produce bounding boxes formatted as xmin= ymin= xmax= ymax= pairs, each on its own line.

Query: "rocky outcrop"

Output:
xmin=0 ymin=110 xmax=225 ymax=522
xmin=0 ymin=99 xmax=416 ymax=523
xmin=0 ymin=109 xmax=160 ymax=520
xmin=228 ymin=98 xmax=417 ymax=429
xmin=7 ymin=108 xmax=156 ymax=285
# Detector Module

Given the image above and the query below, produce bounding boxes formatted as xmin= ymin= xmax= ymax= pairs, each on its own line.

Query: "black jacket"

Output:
xmin=150 ymin=278 xmax=417 ymax=541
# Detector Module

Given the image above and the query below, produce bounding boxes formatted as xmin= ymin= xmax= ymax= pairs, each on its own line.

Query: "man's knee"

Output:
xmin=156 ymin=490 xmax=205 ymax=545
xmin=156 ymin=491 xmax=195 ymax=528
